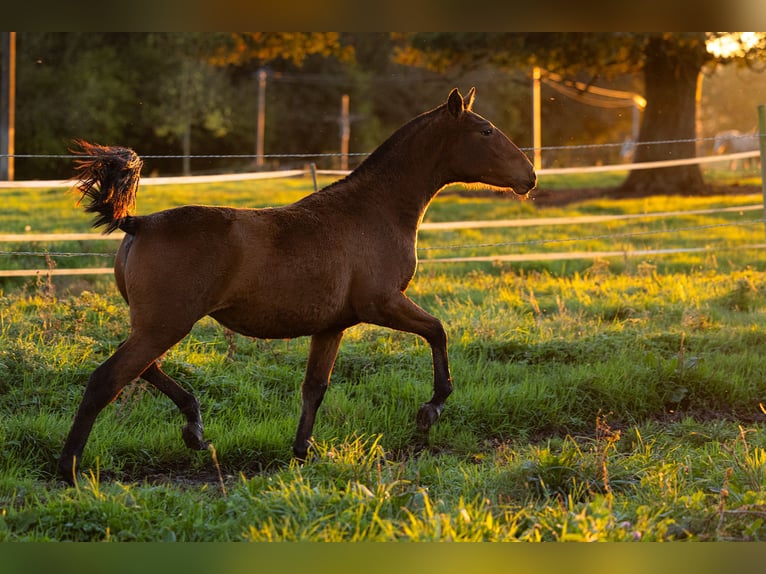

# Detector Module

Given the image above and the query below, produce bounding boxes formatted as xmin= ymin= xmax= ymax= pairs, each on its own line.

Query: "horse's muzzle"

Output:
xmin=513 ymin=174 xmax=537 ymax=196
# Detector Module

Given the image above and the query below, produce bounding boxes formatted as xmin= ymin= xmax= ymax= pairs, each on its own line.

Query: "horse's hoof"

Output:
xmin=416 ymin=402 xmax=442 ymax=432
xmin=293 ymin=452 xmax=308 ymax=464
xmin=182 ymin=423 xmax=208 ymax=450
xmin=293 ymin=446 xmax=308 ymax=462
xmin=293 ymin=436 xmax=315 ymax=462
xmin=58 ymin=457 xmax=77 ymax=486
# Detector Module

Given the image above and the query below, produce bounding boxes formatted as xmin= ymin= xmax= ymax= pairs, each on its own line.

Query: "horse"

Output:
xmin=58 ymin=88 xmax=537 ymax=483
xmin=712 ymin=129 xmax=760 ymax=170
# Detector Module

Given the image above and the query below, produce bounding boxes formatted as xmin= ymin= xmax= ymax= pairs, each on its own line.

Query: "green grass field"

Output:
xmin=1 ymin=169 xmax=766 ymax=541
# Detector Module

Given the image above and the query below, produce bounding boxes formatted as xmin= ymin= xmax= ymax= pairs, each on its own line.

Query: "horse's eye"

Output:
xmin=481 ymin=127 xmax=493 ymax=136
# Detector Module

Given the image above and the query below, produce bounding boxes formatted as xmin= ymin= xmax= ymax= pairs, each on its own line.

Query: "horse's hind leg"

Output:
xmin=58 ymin=330 xmax=190 ymax=484
xmin=141 ymin=362 xmax=208 ymax=450
xmin=58 ymin=342 xmax=151 ymax=482
xmin=293 ymin=329 xmax=344 ymax=460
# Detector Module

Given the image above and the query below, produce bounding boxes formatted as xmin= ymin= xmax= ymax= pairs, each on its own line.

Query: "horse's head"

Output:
xmin=713 ymin=134 xmax=727 ymax=155
xmin=713 ymin=130 xmax=739 ymax=155
xmin=441 ymin=88 xmax=536 ymax=196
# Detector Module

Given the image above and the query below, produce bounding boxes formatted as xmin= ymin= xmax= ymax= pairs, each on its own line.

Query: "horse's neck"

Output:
xmin=348 ymin=129 xmax=447 ymax=230
xmin=342 ymin=170 xmax=439 ymax=236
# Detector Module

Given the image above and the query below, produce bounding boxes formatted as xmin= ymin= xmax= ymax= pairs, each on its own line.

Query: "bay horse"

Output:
xmin=58 ymin=88 xmax=536 ymax=483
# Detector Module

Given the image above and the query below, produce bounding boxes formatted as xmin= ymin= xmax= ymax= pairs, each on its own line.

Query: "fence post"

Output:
xmin=339 ymin=94 xmax=350 ymax=171
xmin=759 ymin=105 xmax=766 ymax=237
xmin=255 ymin=68 xmax=267 ymax=169
xmin=309 ymin=162 xmax=318 ymax=193
xmin=0 ymin=32 xmax=15 ymax=181
xmin=531 ymin=67 xmax=542 ymax=171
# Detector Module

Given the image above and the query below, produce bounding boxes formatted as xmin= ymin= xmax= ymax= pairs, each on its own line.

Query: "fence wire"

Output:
xmin=0 ymin=135 xmax=763 ymax=273
xmin=0 ymin=133 xmax=761 ymax=160
xmin=0 ymin=217 xmax=762 ymax=262
xmin=418 ymin=219 xmax=764 ymax=252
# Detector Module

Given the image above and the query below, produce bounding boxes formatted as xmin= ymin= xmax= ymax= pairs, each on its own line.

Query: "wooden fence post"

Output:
xmin=1 ymin=32 xmax=15 ymax=181
xmin=759 ymin=105 xmax=766 ymax=237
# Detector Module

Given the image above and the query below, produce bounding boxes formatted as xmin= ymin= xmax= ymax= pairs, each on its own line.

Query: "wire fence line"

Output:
xmin=0 ymin=134 xmax=763 ymax=276
xmin=4 ymin=206 xmax=762 ymax=255
xmin=1 ymin=218 xmax=761 ymax=259
xmin=0 ymin=132 xmax=762 ymax=189
xmin=418 ymin=219 xmax=765 ymax=252
xmin=0 ymin=149 xmax=760 ymax=190
xmin=420 ymin=243 xmax=766 ymax=264
xmin=0 ymin=208 xmax=762 ymax=276
xmin=0 ymin=132 xmax=761 ymax=160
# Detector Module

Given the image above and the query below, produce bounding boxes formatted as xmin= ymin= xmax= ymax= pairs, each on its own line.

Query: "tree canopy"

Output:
xmin=5 ymin=32 xmax=765 ymax=191
xmin=396 ymin=32 xmax=766 ymax=195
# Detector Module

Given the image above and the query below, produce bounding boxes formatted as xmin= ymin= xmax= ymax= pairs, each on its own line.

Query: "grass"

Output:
xmin=1 ymin=169 xmax=766 ymax=541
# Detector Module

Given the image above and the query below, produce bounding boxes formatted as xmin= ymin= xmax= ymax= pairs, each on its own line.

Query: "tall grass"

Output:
xmin=1 ymin=175 xmax=766 ymax=541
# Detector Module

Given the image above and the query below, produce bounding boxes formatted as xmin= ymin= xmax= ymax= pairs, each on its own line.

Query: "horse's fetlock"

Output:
xmin=181 ymin=395 xmax=202 ymax=419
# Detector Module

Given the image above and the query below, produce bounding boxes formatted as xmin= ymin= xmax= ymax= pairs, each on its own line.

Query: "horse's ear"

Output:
xmin=464 ymin=87 xmax=476 ymax=111
xmin=447 ymin=88 xmax=464 ymax=117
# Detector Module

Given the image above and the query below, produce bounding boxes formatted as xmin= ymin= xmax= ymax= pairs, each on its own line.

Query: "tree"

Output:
xmin=395 ymin=32 xmax=766 ymax=196
xmin=14 ymin=33 xmax=140 ymax=179
xmin=620 ymin=34 xmax=708 ymax=196
xmin=11 ymin=33 xmax=358 ymax=178
xmin=205 ymin=33 xmax=358 ymax=170
xmin=207 ymin=33 xmax=354 ymax=67
xmin=137 ymin=34 xmax=235 ymax=175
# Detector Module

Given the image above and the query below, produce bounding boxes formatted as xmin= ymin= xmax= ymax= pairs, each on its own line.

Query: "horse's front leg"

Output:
xmin=364 ymin=293 xmax=453 ymax=435
xmin=293 ymin=329 xmax=344 ymax=460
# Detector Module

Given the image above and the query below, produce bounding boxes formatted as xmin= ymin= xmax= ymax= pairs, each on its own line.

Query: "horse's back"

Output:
xmin=134 ymin=204 xmax=241 ymax=235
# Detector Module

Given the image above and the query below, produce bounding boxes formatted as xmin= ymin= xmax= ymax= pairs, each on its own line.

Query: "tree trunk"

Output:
xmin=618 ymin=35 xmax=708 ymax=197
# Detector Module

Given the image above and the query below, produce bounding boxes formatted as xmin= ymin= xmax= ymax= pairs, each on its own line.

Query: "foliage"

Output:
xmin=8 ymin=32 xmax=766 ymax=185
xmin=700 ymin=63 xmax=766 ymax=135
xmin=395 ymin=32 xmax=766 ymax=87
xmin=142 ymin=35 xmax=233 ymax=140
xmin=14 ymin=34 xmax=139 ymax=177
xmin=11 ymin=33 xmax=359 ymax=179
xmin=207 ymin=33 xmax=355 ymax=67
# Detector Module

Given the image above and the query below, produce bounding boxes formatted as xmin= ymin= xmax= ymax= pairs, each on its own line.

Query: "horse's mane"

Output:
xmin=319 ymin=103 xmax=446 ymax=193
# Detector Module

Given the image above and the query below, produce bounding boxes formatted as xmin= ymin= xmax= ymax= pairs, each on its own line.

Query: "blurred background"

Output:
xmin=0 ymin=32 xmax=764 ymax=189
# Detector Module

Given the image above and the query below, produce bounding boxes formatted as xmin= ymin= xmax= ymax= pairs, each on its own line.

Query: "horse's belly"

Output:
xmin=208 ymin=249 xmax=359 ymax=338
xmin=210 ymin=298 xmax=354 ymax=339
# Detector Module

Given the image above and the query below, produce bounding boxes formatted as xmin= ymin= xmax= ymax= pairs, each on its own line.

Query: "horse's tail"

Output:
xmin=71 ymin=139 xmax=143 ymax=234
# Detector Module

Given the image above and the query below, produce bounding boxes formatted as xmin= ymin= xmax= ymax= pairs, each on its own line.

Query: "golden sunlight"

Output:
xmin=706 ymin=32 xmax=762 ymax=58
